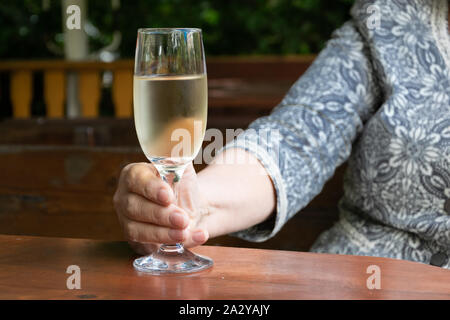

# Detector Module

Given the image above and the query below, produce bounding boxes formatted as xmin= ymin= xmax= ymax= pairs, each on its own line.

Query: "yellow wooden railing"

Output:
xmin=0 ymin=60 xmax=134 ymax=118
xmin=0 ymin=56 xmax=315 ymax=119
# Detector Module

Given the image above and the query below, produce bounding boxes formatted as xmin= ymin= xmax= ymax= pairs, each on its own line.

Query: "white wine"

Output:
xmin=132 ymin=28 xmax=214 ymax=274
xmin=133 ymin=74 xmax=207 ymax=164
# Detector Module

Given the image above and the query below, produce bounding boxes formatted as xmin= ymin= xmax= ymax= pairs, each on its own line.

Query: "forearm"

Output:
xmin=197 ymin=148 xmax=276 ymax=238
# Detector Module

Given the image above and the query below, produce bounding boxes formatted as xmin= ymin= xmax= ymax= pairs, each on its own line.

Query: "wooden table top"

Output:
xmin=0 ymin=234 xmax=449 ymax=300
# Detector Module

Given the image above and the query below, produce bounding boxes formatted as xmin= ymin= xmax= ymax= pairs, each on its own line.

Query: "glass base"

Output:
xmin=133 ymin=244 xmax=213 ymax=275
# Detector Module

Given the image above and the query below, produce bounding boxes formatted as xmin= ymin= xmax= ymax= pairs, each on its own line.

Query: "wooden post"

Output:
xmin=44 ymin=70 xmax=66 ymax=118
xmin=79 ymin=71 xmax=101 ymax=118
xmin=10 ymin=71 xmax=33 ymax=118
xmin=112 ymin=69 xmax=133 ymax=118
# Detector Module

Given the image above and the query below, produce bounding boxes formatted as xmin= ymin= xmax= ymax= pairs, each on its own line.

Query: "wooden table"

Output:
xmin=0 ymin=234 xmax=449 ymax=300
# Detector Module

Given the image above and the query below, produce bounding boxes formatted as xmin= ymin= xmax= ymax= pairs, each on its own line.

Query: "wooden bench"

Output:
xmin=0 ymin=118 xmax=343 ymax=252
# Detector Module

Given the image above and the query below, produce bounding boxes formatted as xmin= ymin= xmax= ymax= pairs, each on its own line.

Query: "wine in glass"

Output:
xmin=132 ymin=28 xmax=213 ymax=274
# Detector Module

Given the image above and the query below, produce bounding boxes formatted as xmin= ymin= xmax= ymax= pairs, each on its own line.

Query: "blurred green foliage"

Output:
xmin=0 ymin=0 xmax=354 ymax=59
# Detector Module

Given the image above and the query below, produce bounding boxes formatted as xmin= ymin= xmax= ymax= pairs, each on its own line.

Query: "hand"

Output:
xmin=113 ymin=162 xmax=210 ymax=255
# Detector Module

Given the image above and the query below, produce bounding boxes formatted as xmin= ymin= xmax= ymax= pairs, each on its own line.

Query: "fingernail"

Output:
xmin=157 ymin=189 xmax=170 ymax=204
xmin=192 ymin=230 xmax=205 ymax=243
xmin=169 ymin=211 xmax=188 ymax=228
xmin=169 ymin=229 xmax=185 ymax=241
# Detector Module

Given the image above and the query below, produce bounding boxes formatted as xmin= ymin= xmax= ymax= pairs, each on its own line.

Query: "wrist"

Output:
xmin=196 ymin=168 xmax=229 ymax=239
xmin=195 ymin=147 xmax=277 ymax=240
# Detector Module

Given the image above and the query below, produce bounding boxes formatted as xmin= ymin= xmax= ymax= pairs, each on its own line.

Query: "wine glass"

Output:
xmin=132 ymin=28 xmax=213 ymax=274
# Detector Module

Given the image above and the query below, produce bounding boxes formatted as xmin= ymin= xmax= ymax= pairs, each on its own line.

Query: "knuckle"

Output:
xmin=132 ymin=198 xmax=144 ymax=220
xmin=143 ymin=183 xmax=156 ymax=200
xmin=124 ymin=196 xmax=135 ymax=215
xmin=124 ymin=220 xmax=154 ymax=244
xmin=121 ymin=163 xmax=132 ymax=176
xmin=124 ymin=222 xmax=138 ymax=242
xmin=127 ymin=163 xmax=148 ymax=186
xmin=125 ymin=166 xmax=138 ymax=189
xmin=150 ymin=207 xmax=164 ymax=225
xmin=120 ymin=163 xmax=134 ymax=181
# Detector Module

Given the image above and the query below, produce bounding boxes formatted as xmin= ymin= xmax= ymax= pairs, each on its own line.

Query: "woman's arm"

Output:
xmin=114 ymin=20 xmax=382 ymax=250
xmin=196 ymin=148 xmax=276 ymax=239
xmin=198 ymin=21 xmax=383 ymax=243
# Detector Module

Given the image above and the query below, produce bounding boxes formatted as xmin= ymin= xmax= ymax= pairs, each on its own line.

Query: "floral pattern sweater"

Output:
xmin=220 ymin=0 xmax=450 ymax=268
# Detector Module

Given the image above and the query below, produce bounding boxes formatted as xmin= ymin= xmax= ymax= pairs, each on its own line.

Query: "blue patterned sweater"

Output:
xmin=220 ymin=0 xmax=450 ymax=268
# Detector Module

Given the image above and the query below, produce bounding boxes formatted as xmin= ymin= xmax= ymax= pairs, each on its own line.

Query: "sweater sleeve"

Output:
xmin=217 ymin=21 xmax=382 ymax=242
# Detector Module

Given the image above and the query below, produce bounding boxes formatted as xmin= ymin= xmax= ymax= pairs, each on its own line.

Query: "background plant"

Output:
xmin=0 ymin=0 xmax=354 ymax=59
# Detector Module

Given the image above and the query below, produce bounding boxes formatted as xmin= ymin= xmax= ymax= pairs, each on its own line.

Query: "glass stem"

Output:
xmin=156 ymin=164 xmax=187 ymax=254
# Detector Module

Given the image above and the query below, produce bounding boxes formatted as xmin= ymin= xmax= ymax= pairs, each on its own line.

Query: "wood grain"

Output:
xmin=0 ymin=119 xmax=139 ymax=146
xmin=0 ymin=146 xmax=144 ymax=240
xmin=0 ymin=234 xmax=448 ymax=300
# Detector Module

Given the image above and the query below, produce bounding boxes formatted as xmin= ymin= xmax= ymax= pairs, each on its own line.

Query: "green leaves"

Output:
xmin=0 ymin=0 xmax=353 ymax=59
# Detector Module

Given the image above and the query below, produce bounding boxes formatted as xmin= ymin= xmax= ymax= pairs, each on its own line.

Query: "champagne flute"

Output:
xmin=132 ymin=28 xmax=213 ymax=274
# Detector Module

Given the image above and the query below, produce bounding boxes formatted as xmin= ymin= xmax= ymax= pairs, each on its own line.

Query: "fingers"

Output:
xmin=126 ymin=227 xmax=209 ymax=253
xmin=127 ymin=229 xmax=208 ymax=255
xmin=183 ymin=228 xmax=210 ymax=248
xmin=122 ymin=214 xmax=209 ymax=252
xmin=123 ymin=162 xmax=174 ymax=206
xmin=121 ymin=211 xmax=209 ymax=247
xmin=120 ymin=214 xmax=189 ymax=244
xmin=115 ymin=162 xmax=210 ymax=253
xmin=120 ymin=193 xmax=189 ymax=229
